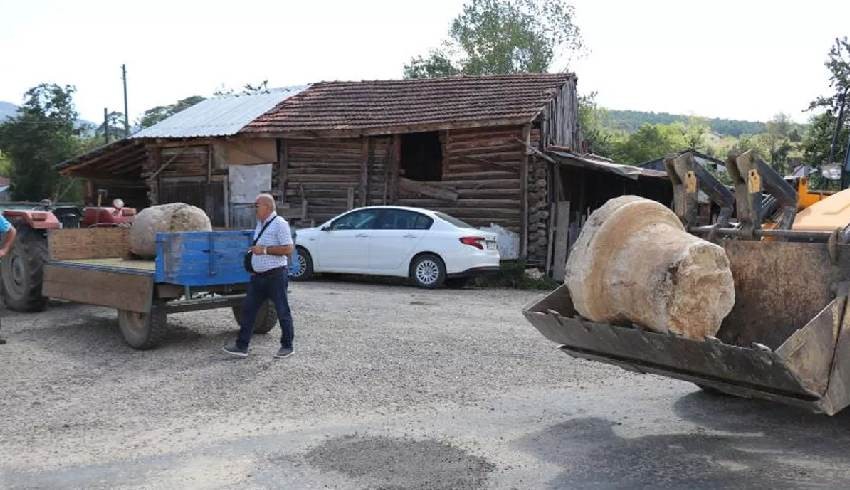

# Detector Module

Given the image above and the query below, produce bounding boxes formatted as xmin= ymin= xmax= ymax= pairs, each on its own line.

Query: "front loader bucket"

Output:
xmin=525 ymin=240 xmax=850 ymax=415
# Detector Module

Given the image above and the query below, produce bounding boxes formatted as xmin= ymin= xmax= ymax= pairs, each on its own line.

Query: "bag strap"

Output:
xmin=252 ymin=216 xmax=279 ymax=246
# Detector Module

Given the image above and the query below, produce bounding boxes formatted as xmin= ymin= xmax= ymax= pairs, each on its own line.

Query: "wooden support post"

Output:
xmin=389 ymin=134 xmax=401 ymax=204
xmin=347 ymin=187 xmax=355 ymax=210
xmin=546 ymin=201 xmax=556 ymax=276
xmin=552 ymin=201 xmax=571 ymax=282
xmin=278 ymin=138 xmax=288 ymax=204
xmin=360 ymin=136 xmax=370 ymax=207
xmin=520 ymin=124 xmax=531 ymax=259
xmin=145 ymin=146 xmax=161 ymax=205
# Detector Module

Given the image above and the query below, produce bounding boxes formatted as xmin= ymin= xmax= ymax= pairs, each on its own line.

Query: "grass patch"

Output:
xmin=472 ymin=261 xmax=559 ymax=290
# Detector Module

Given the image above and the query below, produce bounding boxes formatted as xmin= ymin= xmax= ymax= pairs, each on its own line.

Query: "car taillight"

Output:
xmin=459 ymin=236 xmax=485 ymax=250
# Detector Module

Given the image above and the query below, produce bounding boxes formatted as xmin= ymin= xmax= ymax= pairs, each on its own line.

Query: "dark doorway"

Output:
xmin=401 ymin=132 xmax=443 ymax=181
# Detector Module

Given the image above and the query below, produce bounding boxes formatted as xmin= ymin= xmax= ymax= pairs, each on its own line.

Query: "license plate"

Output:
xmin=486 ymin=240 xmax=497 ymax=250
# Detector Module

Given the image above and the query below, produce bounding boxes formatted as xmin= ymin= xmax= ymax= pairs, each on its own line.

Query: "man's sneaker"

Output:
xmin=222 ymin=344 xmax=248 ymax=358
xmin=274 ymin=347 xmax=294 ymax=359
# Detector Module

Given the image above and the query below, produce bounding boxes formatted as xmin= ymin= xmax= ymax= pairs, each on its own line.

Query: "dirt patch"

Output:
xmin=304 ymin=434 xmax=494 ymax=489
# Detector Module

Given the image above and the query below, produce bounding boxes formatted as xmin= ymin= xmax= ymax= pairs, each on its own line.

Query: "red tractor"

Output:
xmin=0 ymin=199 xmax=135 ymax=311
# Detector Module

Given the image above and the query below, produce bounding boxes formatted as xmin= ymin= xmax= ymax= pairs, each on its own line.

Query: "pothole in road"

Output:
xmin=304 ymin=434 xmax=494 ymax=489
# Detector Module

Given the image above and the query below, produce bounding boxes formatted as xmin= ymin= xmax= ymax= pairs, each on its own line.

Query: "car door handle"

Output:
xmin=356 ymin=233 xmax=369 ymax=238
xmin=403 ymin=234 xmax=417 ymax=238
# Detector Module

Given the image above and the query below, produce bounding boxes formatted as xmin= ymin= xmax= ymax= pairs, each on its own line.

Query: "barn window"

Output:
xmin=400 ymin=132 xmax=443 ymax=181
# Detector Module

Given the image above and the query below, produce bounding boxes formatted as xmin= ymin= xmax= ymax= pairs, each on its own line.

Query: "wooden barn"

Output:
xmin=62 ymin=74 xmax=655 ymax=267
xmin=240 ymin=73 xmax=580 ymax=261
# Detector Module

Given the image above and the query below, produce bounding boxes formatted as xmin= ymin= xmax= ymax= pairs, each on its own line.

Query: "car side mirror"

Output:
xmin=321 ymin=225 xmax=331 ymax=231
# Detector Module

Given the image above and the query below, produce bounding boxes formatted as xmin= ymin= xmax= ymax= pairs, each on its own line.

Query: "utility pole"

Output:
xmin=122 ymin=64 xmax=129 ymax=137
xmin=103 ymin=107 xmax=109 ymax=144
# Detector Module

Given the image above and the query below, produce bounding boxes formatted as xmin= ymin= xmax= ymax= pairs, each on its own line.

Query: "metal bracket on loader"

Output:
xmin=665 ymin=151 xmax=735 ymax=230
xmin=726 ymin=150 xmax=798 ymax=238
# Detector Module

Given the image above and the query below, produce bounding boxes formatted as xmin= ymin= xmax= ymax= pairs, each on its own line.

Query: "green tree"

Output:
xmin=805 ymin=38 xmax=850 ymax=170
xmin=93 ymin=111 xmax=126 ymax=142
xmin=577 ymin=93 xmax=616 ymax=157
xmin=404 ymin=0 xmax=582 ymax=78
xmin=138 ymin=95 xmax=206 ymax=128
xmin=611 ymin=124 xmax=687 ymax=164
xmin=0 ymin=83 xmax=82 ymax=201
xmin=0 ymin=149 xmax=11 ymax=177
xmin=683 ymin=116 xmax=709 ymax=151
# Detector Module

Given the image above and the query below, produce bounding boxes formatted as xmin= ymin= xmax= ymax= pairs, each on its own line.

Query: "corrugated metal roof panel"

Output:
xmin=548 ymin=150 xmax=669 ymax=180
xmin=133 ymin=86 xmax=306 ymax=139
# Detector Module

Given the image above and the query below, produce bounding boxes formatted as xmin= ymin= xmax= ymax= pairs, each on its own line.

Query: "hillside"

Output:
xmin=605 ymin=109 xmax=767 ymax=137
xmin=0 ymin=101 xmax=18 ymax=121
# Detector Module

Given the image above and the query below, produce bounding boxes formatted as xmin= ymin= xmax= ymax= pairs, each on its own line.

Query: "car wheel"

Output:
xmin=410 ymin=254 xmax=446 ymax=289
xmin=291 ymin=246 xmax=314 ymax=281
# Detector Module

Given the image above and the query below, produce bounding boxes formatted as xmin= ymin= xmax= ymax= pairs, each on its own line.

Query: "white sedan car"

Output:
xmin=292 ymin=206 xmax=500 ymax=288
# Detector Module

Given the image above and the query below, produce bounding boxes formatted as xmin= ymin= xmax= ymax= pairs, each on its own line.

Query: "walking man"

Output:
xmin=223 ymin=193 xmax=295 ymax=358
xmin=0 ymin=214 xmax=17 ymax=344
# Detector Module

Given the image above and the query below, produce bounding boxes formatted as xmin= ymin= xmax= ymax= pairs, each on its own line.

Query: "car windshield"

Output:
xmin=435 ymin=212 xmax=474 ymax=229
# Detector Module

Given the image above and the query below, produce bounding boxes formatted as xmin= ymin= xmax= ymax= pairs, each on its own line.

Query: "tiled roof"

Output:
xmin=241 ymin=73 xmax=575 ymax=135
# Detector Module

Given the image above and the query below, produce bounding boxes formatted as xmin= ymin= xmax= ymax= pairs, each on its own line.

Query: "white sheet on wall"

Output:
xmin=229 ymin=164 xmax=272 ymax=204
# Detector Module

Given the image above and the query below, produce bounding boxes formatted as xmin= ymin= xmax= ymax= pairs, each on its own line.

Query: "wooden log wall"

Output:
xmin=396 ymin=125 xmax=526 ymax=233
xmin=282 ymin=137 xmax=391 ymax=224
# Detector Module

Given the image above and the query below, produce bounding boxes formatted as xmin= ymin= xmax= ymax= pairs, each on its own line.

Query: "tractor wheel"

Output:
xmin=232 ymin=300 xmax=278 ymax=335
xmin=1 ymin=227 xmax=48 ymax=312
xmin=118 ymin=305 xmax=168 ymax=350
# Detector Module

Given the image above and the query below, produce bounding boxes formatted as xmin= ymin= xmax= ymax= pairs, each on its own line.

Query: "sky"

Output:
xmin=1 ymin=0 xmax=848 ymax=125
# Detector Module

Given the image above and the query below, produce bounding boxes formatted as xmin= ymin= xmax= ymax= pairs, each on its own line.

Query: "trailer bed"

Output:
xmin=56 ymin=258 xmax=156 ymax=274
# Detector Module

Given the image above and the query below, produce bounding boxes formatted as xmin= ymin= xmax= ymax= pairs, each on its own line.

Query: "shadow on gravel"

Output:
xmin=28 ymin=314 xmax=210 ymax=355
xmin=517 ymin=391 xmax=850 ymax=489
xmin=303 ymin=434 xmax=495 ymax=490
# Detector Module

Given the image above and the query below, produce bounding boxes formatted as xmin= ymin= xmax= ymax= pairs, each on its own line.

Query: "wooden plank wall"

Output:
xmin=396 ymin=126 xmax=525 ymax=232
xmin=283 ymin=137 xmax=390 ymax=225
xmin=158 ymin=146 xmax=210 ymax=178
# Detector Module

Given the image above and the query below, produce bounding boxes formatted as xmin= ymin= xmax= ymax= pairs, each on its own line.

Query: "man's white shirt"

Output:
xmin=251 ymin=212 xmax=293 ymax=273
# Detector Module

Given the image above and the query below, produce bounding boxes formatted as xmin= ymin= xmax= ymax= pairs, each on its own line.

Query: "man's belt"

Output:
xmin=253 ymin=267 xmax=285 ymax=277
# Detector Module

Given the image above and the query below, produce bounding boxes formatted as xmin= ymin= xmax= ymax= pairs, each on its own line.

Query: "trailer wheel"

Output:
xmin=1 ymin=227 xmax=48 ymax=312
xmin=232 ymin=300 xmax=278 ymax=335
xmin=118 ymin=306 xmax=167 ymax=350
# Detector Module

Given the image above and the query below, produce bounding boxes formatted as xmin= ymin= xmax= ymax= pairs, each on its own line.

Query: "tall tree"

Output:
xmin=138 ymin=95 xmax=206 ymax=129
xmin=404 ymin=0 xmax=582 ymax=78
xmin=805 ymin=37 xmax=850 ymax=168
xmin=0 ymin=83 xmax=82 ymax=201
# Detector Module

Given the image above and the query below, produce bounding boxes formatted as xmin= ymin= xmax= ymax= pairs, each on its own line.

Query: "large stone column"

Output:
xmin=565 ymin=196 xmax=735 ymax=340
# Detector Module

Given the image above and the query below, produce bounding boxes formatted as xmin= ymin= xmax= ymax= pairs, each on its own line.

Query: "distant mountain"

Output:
xmin=0 ymin=100 xmax=95 ymax=130
xmin=605 ymin=109 xmax=768 ymax=137
xmin=0 ymin=101 xmax=18 ymax=122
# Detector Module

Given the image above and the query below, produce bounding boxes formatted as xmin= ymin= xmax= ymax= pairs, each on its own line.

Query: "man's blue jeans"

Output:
xmin=237 ymin=269 xmax=294 ymax=350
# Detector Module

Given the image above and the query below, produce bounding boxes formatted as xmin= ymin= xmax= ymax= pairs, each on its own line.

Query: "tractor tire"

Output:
xmin=232 ymin=300 xmax=278 ymax=335
xmin=1 ymin=227 xmax=48 ymax=312
xmin=117 ymin=305 xmax=168 ymax=350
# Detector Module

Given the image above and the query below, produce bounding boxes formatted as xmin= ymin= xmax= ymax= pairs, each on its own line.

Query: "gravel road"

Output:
xmin=3 ymin=280 xmax=850 ymax=489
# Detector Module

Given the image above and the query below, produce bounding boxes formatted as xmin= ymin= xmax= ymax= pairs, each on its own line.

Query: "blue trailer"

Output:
xmin=42 ymin=227 xmax=298 ymax=349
